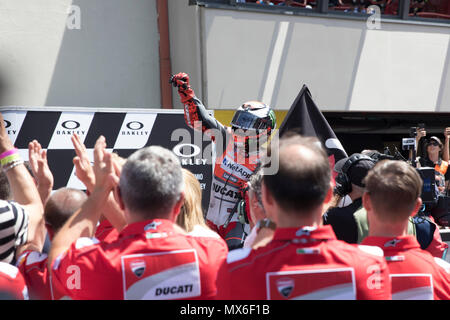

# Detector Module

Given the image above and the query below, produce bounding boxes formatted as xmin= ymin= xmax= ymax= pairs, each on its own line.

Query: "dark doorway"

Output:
xmin=324 ymin=112 xmax=450 ymax=160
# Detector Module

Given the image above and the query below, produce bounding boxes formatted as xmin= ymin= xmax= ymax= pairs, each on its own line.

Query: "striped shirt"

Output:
xmin=0 ymin=201 xmax=28 ymax=264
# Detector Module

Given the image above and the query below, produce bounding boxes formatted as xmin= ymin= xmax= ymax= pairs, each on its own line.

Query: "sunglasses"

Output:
xmin=427 ymin=141 xmax=440 ymax=147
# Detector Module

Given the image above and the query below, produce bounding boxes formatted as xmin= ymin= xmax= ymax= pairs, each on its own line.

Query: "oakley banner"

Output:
xmin=1 ymin=108 xmax=213 ymax=212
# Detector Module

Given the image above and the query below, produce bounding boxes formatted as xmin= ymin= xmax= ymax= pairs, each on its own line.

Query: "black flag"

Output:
xmin=279 ymin=85 xmax=348 ymax=171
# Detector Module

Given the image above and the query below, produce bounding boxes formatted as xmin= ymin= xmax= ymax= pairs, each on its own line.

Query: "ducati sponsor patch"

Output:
xmin=121 ymin=249 xmax=201 ymax=300
xmin=266 ymin=268 xmax=356 ymax=300
xmin=276 ymin=278 xmax=295 ymax=299
xmin=130 ymin=260 xmax=146 ymax=278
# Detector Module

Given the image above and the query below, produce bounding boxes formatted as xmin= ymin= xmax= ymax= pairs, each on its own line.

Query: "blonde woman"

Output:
xmin=177 ymin=169 xmax=220 ymax=238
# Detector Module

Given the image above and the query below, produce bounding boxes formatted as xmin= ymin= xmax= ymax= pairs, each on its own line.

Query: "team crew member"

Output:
xmin=0 ymin=262 xmax=28 ymax=300
xmin=17 ymin=188 xmax=87 ymax=300
xmin=325 ymin=152 xmax=448 ymax=259
xmin=0 ymin=113 xmax=44 ymax=264
xmin=171 ymin=73 xmax=276 ymax=250
xmin=216 ymin=135 xmax=391 ymax=300
xmin=361 ymin=160 xmax=450 ymax=300
xmin=49 ymin=138 xmax=228 ymax=300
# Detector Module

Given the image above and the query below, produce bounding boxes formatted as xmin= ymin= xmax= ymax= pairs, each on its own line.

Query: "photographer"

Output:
xmin=416 ymin=125 xmax=450 ymax=163
xmin=416 ymin=132 xmax=450 ymax=192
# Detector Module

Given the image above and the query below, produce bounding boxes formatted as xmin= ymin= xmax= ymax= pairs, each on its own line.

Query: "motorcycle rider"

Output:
xmin=171 ymin=72 xmax=276 ymax=250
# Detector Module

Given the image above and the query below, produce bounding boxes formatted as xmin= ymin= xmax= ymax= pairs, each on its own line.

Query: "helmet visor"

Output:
xmin=231 ymin=110 xmax=265 ymax=130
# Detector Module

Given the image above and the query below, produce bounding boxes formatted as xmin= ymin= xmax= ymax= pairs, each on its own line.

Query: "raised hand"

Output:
xmin=93 ymin=136 xmax=119 ymax=192
xmin=170 ymin=72 xmax=195 ymax=103
xmin=445 ymin=127 xmax=450 ymax=140
xmin=71 ymin=133 xmax=96 ymax=192
xmin=416 ymin=127 xmax=426 ymax=140
xmin=28 ymin=140 xmax=54 ymax=204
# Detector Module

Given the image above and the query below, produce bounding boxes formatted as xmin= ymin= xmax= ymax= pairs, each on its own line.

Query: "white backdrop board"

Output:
xmin=1 ymin=107 xmax=214 ymax=212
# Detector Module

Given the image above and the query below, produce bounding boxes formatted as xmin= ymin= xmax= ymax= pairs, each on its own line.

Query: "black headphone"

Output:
xmin=334 ymin=154 xmax=376 ymax=197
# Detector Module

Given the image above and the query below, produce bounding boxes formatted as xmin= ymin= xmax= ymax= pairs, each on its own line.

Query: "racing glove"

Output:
xmin=171 ymin=72 xmax=196 ymax=104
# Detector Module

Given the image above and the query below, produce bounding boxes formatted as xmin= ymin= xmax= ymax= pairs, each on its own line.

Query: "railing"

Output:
xmin=193 ymin=0 xmax=450 ymax=25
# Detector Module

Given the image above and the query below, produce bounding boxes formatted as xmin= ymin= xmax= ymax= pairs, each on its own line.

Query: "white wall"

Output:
xmin=0 ymin=0 xmax=161 ymax=109
xmin=2 ymin=2 xmax=448 ymax=112
xmin=193 ymin=7 xmax=450 ymax=112
xmin=168 ymin=0 xmax=203 ymax=110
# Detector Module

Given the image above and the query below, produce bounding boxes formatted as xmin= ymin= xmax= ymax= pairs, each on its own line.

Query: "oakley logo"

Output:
xmin=126 ymin=121 xmax=144 ymax=131
xmin=173 ymin=144 xmax=201 ymax=158
xmin=62 ymin=120 xmax=81 ymax=130
xmin=4 ymin=120 xmax=11 ymax=129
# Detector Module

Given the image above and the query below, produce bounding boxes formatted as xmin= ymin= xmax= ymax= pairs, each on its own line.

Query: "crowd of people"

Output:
xmin=0 ymin=72 xmax=449 ymax=300
xmin=236 ymin=0 xmax=449 ymax=17
xmin=237 ymin=0 xmax=381 ymax=13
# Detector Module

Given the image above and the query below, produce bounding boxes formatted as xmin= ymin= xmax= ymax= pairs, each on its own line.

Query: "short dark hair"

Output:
xmin=263 ymin=134 xmax=331 ymax=214
xmin=364 ymin=160 xmax=422 ymax=222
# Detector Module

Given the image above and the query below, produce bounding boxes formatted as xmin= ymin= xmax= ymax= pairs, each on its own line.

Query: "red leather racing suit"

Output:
xmin=174 ymin=74 xmax=259 ymax=249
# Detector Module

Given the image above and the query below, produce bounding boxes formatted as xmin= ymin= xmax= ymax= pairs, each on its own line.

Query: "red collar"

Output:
xmin=119 ymin=219 xmax=179 ymax=238
xmin=273 ymin=225 xmax=337 ymax=242
xmin=361 ymin=236 xmax=421 ymax=251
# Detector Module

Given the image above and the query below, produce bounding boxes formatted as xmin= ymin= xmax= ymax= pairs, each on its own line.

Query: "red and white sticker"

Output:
xmin=266 ymin=268 xmax=356 ymax=300
xmin=121 ymin=249 xmax=201 ymax=300
xmin=390 ymin=274 xmax=433 ymax=300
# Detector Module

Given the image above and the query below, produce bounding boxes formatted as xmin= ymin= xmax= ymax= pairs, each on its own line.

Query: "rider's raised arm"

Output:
xmin=171 ymin=72 xmax=229 ymax=155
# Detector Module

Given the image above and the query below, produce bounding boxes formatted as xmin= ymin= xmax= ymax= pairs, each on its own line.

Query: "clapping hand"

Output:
xmin=93 ymin=136 xmax=120 ymax=193
xmin=28 ymin=140 xmax=54 ymax=204
xmin=71 ymin=133 xmax=96 ymax=192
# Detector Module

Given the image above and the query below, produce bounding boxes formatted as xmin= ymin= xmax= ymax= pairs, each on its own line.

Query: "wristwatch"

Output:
xmin=256 ymin=218 xmax=276 ymax=234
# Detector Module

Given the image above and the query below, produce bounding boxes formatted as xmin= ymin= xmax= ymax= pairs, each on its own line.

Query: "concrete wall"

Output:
xmin=0 ymin=0 xmax=161 ymax=109
xmin=195 ymin=7 xmax=450 ymax=112
xmin=168 ymin=0 xmax=203 ymax=110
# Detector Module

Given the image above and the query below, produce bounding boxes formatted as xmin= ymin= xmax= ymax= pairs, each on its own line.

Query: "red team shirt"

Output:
xmin=95 ymin=219 xmax=120 ymax=243
xmin=49 ymin=219 xmax=228 ymax=300
xmin=426 ymin=216 xmax=449 ymax=259
xmin=16 ymin=219 xmax=121 ymax=300
xmin=216 ymin=225 xmax=391 ymax=300
xmin=362 ymin=236 xmax=450 ymax=300
xmin=17 ymin=250 xmax=52 ymax=300
xmin=0 ymin=262 xmax=28 ymax=300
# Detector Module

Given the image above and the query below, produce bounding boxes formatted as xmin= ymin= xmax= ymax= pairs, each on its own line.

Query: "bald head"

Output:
xmin=44 ymin=188 xmax=88 ymax=233
xmin=263 ymin=134 xmax=331 ymax=214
